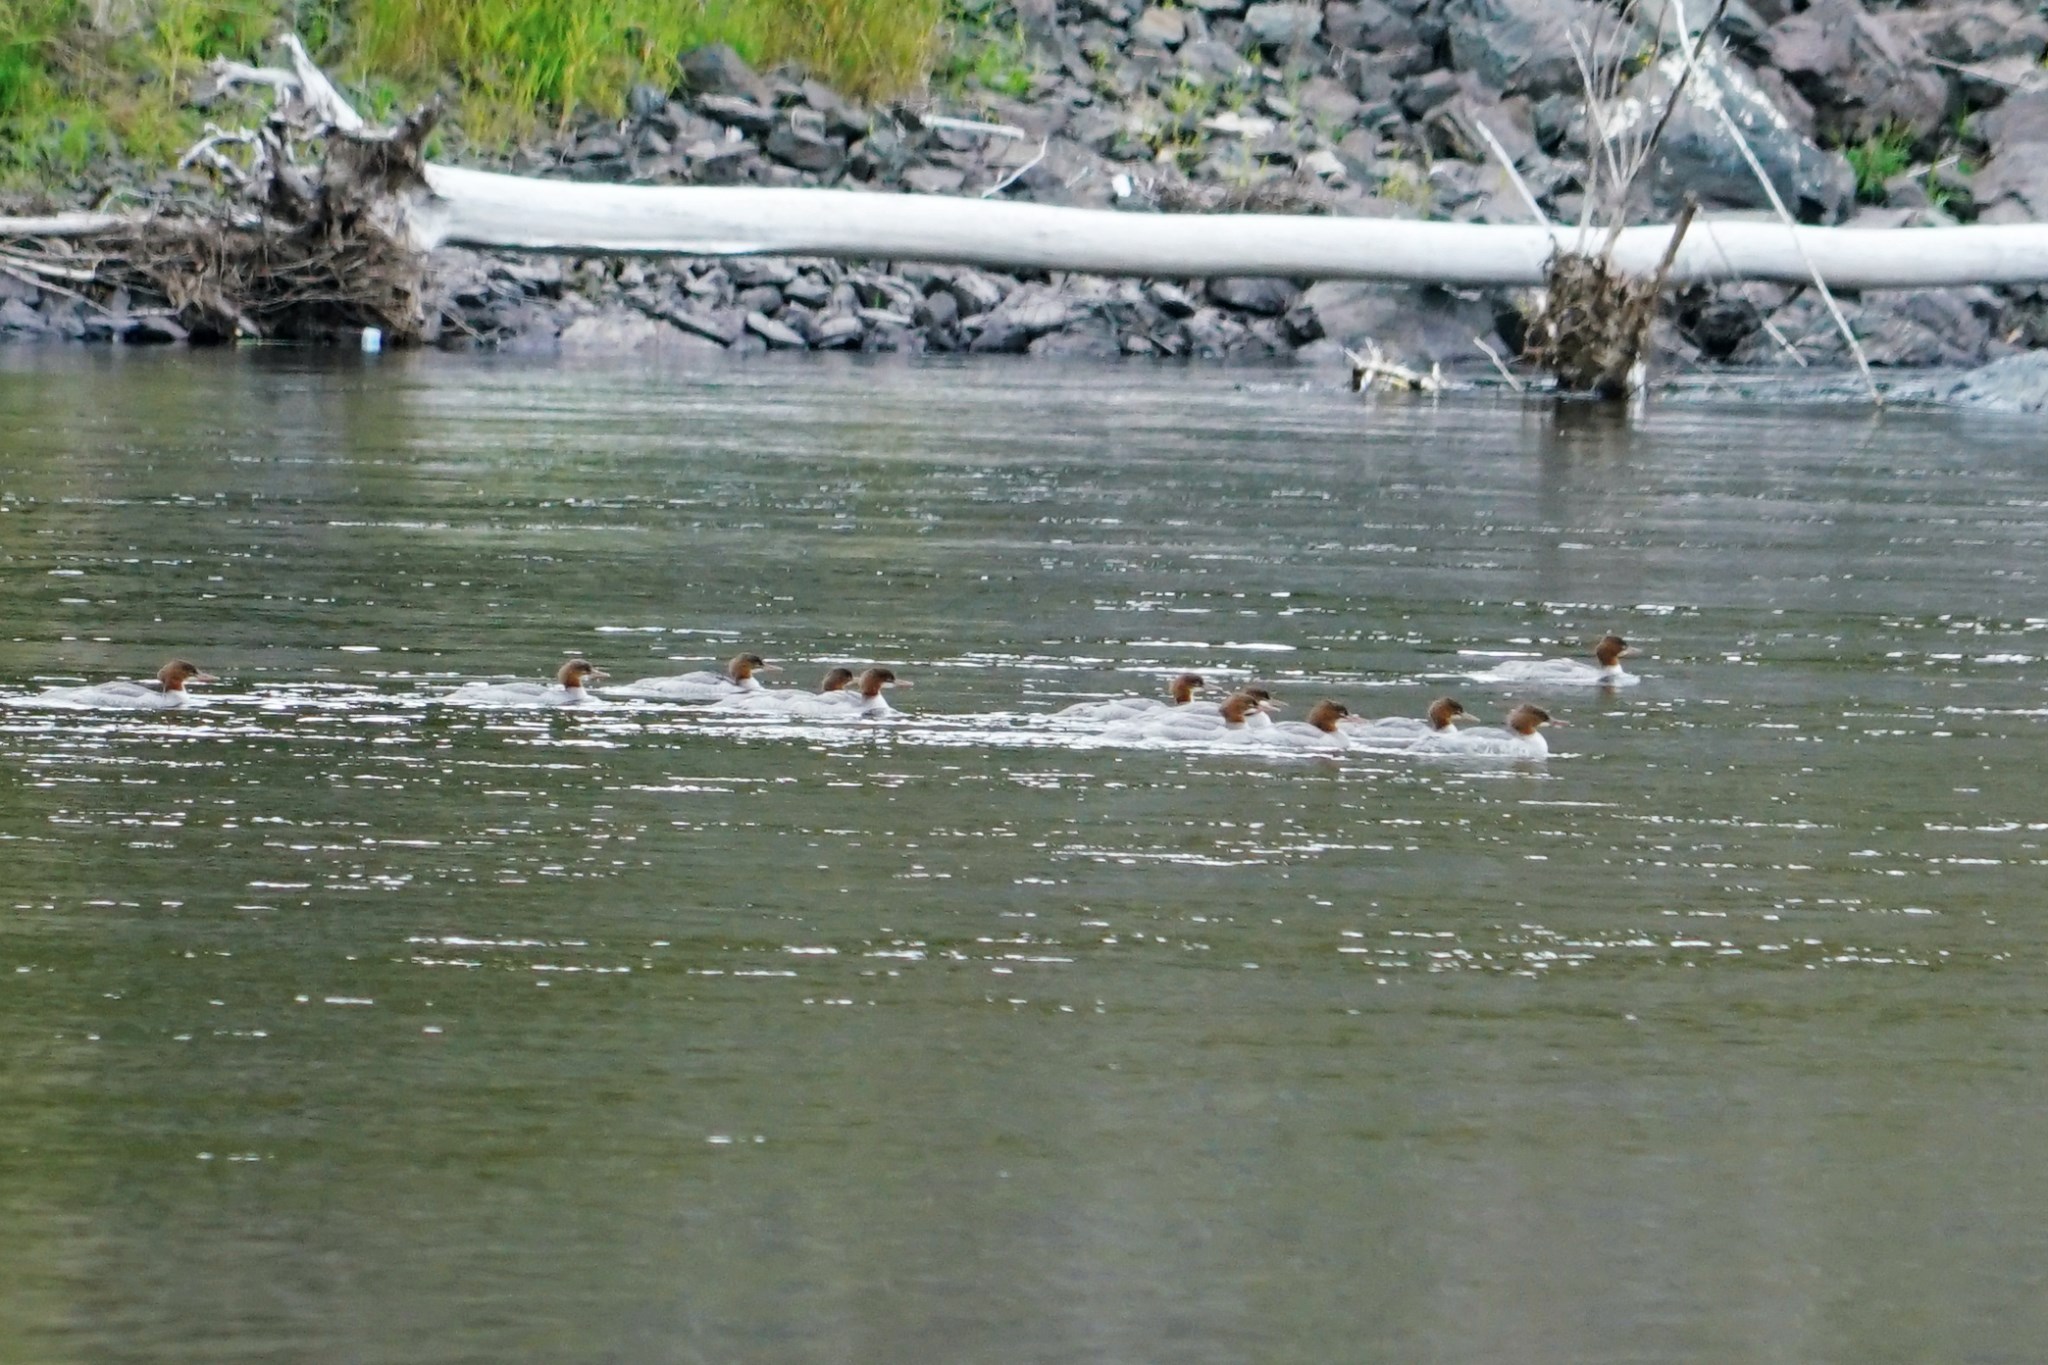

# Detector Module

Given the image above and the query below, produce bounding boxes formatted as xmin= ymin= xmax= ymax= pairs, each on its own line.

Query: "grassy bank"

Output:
xmin=1 ymin=0 xmax=953 ymax=184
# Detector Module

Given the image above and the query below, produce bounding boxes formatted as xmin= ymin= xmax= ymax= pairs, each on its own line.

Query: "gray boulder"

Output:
xmin=1765 ymin=0 xmax=1947 ymax=142
xmin=1241 ymin=3 xmax=1322 ymax=48
xmin=1290 ymin=281 xmax=1506 ymax=366
xmin=1208 ymin=276 xmax=1298 ymax=315
xmin=677 ymin=45 xmax=773 ymax=106
xmin=559 ymin=309 xmax=722 ymax=355
xmin=1620 ymin=49 xmax=1855 ymax=222
xmin=1968 ymin=89 xmax=2048 ymax=223
xmin=745 ymin=311 xmax=809 ymax=348
xmin=1944 ymin=352 xmax=2048 ymax=412
xmin=1444 ymin=0 xmax=1641 ymax=100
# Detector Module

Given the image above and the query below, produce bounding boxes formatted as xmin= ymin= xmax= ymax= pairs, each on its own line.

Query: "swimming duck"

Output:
xmin=25 ymin=659 xmax=219 ymax=710
xmin=1415 ymin=703 xmax=1561 ymax=757
xmin=1055 ymin=671 xmax=1209 ymax=723
xmin=1349 ymin=697 xmax=1472 ymax=745
xmin=607 ymin=652 xmax=780 ymax=702
xmin=1470 ymin=635 xmax=1638 ymax=688
xmin=802 ymin=666 xmax=909 ymax=719
xmin=441 ymin=659 xmax=608 ymax=707
xmin=1268 ymin=698 xmax=1356 ymax=749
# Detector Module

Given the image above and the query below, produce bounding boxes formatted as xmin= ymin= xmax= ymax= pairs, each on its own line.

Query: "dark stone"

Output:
xmin=1624 ymin=48 xmax=1855 ymax=222
xmin=0 ymin=297 xmax=47 ymax=332
xmin=122 ymin=314 xmax=188 ymax=345
xmin=783 ymin=275 xmax=833 ymax=308
xmin=1399 ymin=70 xmax=1462 ymax=119
xmin=628 ymin=83 xmax=667 ymax=119
xmin=744 ymin=310 xmax=809 ymax=348
xmin=1029 ymin=322 xmax=1122 ymax=358
xmin=915 ymin=290 xmax=961 ymax=331
xmin=1766 ymin=0 xmax=1948 ymax=142
xmin=903 ymin=164 xmax=969 ymax=194
xmin=1282 ymin=300 xmax=1325 ymax=343
xmin=1147 ymin=281 xmax=1201 ymax=317
xmin=678 ymin=44 xmax=773 ymax=106
xmin=1325 ymin=0 xmax=1412 ymax=52
xmin=1907 ymin=1 xmax=2048 ymax=66
xmin=1682 ymin=282 xmax=1793 ymax=358
xmin=1969 ymin=89 xmax=2048 ymax=222
xmin=728 ymin=258 xmax=798 ymax=287
xmin=948 ymin=271 xmax=1009 ymax=314
xmin=1241 ymin=3 xmax=1322 ymax=48
xmin=571 ymin=134 xmax=625 ymax=161
xmin=695 ymin=93 xmax=776 ymax=136
xmin=809 ymin=314 xmax=865 ymax=349
xmin=1943 ymin=352 xmax=2048 ymax=411
xmin=1207 ymin=276 xmax=1298 ymax=315
xmin=1291 ymin=281 xmax=1506 ymax=366
xmin=664 ymin=306 xmax=745 ymax=345
xmin=766 ymin=124 xmax=846 ymax=176
xmin=1445 ymin=0 xmax=1642 ymax=99
xmin=968 ymin=287 xmax=1080 ymax=352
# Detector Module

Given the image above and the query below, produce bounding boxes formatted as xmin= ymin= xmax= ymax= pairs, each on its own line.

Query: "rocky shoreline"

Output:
xmin=9 ymin=0 xmax=2048 ymax=389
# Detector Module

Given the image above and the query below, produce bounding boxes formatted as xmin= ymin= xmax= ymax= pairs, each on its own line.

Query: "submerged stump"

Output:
xmin=1522 ymin=198 xmax=1699 ymax=399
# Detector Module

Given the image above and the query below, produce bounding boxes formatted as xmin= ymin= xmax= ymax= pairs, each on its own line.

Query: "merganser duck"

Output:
xmin=607 ymin=652 xmax=780 ymax=702
xmin=1416 ymin=703 xmax=1561 ymax=758
xmin=803 ymin=666 xmax=909 ymax=719
xmin=1470 ymin=635 xmax=1638 ymax=687
xmin=441 ymin=659 xmax=608 ymax=707
xmin=710 ymin=664 xmax=862 ymax=714
xmin=1108 ymin=685 xmax=1277 ymax=741
xmin=1268 ymin=699 xmax=1355 ymax=749
xmin=1056 ymin=671 xmax=1209 ymax=723
xmin=26 ymin=659 xmax=219 ymax=709
xmin=1349 ymin=697 xmax=1472 ymax=744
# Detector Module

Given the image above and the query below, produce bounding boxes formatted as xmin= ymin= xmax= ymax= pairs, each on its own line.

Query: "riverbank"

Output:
xmin=6 ymin=0 xmax=2048 ymax=381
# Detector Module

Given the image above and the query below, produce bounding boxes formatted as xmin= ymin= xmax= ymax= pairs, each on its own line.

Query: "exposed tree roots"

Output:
xmin=0 ymin=85 xmax=434 ymax=344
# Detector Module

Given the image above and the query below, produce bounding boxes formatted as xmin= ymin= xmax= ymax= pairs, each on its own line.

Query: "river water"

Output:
xmin=2 ymin=348 xmax=2045 ymax=1362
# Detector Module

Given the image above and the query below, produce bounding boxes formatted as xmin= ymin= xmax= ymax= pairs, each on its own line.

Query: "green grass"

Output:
xmin=1 ymin=0 xmax=955 ymax=183
xmin=1845 ymin=121 xmax=1914 ymax=203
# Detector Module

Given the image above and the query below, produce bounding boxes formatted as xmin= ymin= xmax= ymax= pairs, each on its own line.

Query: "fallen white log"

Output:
xmin=414 ymin=166 xmax=2048 ymax=289
xmin=0 ymin=212 xmax=135 ymax=236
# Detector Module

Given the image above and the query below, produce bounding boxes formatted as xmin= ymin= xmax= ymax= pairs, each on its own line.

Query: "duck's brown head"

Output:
xmin=727 ymin=653 xmax=777 ymax=682
xmin=1168 ymin=672 xmax=1207 ymax=705
xmin=857 ymin=667 xmax=905 ymax=699
xmin=1506 ymin=703 xmax=1558 ymax=735
xmin=1593 ymin=635 xmax=1634 ymax=668
xmin=1304 ymin=699 xmax=1351 ymax=733
xmin=558 ymin=659 xmax=607 ymax=688
xmin=1219 ymin=689 xmax=1278 ymax=726
xmin=158 ymin=660 xmax=218 ymax=692
xmin=819 ymin=666 xmax=856 ymax=693
xmin=1426 ymin=697 xmax=1469 ymax=730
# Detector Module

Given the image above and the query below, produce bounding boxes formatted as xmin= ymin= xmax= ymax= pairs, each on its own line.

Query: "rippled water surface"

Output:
xmin=4 ymin=349 xmax=2047 ymax=1362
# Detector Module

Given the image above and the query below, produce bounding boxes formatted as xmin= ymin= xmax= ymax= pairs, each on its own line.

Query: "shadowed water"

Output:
xmin=3 ymin=348 xmax=2046 ymax=1363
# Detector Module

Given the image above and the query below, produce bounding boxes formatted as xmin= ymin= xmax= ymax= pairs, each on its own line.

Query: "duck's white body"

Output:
xmin=30 ymin=679 xmax=196 ymax=711
xmin=23 ymin=660 xmax=218 ymax=711
xmin=441 ymin=681 xmax=600 ymax=708
xmin=609 ymin=653 xmax=778 ymax=703
xmin=608 ymin=671 xmax=762 ymax=702
xmin=1415 ymin=727 xmax=1550 ymax=758
xmin=1470 ymin=636 xmax=1639 ymax=688
xmin=441 ymin=660 xmax=608 ymax=709
xmin=1471 ymin=658 xmax=1636 ymax=688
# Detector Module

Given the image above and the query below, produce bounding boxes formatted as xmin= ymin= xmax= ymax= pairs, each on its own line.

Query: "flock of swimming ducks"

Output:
xmin=13 ymin=636 xmax=1642 ymax=761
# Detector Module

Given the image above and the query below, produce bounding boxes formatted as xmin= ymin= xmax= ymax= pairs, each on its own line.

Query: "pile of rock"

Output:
xmin=9 ymin=0 xmax=2048 ymax=373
